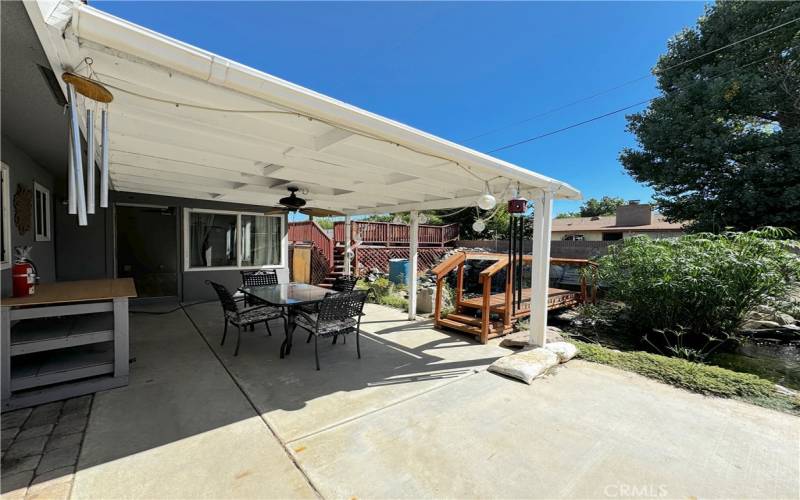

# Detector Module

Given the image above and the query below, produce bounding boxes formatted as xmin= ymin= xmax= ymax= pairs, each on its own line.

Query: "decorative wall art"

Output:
xmin=14 ymin=184 xmax=32 ymax=235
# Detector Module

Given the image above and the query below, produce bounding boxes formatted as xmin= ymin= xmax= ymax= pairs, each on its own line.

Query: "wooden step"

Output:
xmin=444 ymin=313 xmax=482 ymax=327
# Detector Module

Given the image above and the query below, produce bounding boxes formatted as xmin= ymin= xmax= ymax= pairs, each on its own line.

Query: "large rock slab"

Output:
xmin=544 ymin=342 xmax=578 ymax=363
xmin=488 ymin=348 xmax=559 ymax=384
xmin=499 ymin=327 xmax=565 ymax=348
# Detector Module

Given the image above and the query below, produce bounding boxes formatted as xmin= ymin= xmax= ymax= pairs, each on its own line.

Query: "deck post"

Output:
xmin=529 ymin=188 xmax=554 ymax=346
xmin=344 ymin=215 xmax=352 ymax=276
xmin=408 ymin=210 xmax=419 ymax=320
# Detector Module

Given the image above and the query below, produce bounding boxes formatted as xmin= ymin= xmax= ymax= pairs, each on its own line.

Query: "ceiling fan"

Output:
xmin=266 ymin=186 xmax=344 ymax=217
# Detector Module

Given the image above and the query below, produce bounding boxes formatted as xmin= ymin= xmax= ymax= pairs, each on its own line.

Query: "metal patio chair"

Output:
xmin=332 ymin=274 xmax=359 ymax=293
xmin=294 ymin=290 xmax=368 ymax=370
xmin=299 ymin=274 xmax=360 ymax=319
xmin=206 ymin=280 xmax=285 ymax=356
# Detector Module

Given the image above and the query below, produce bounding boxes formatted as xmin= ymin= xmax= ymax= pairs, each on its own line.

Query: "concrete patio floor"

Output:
xmin=60 ymin=301 xmax=799 ymax=499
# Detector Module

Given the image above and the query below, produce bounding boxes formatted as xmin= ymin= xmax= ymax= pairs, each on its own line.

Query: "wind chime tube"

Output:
xmin=516 ymin=217 xmax=525 ymax=309
xmin=100 ymin=108 xmax=109 ymax=208
xmin=67 ymin=119 xmax=76 ymax=215
xmin=86 ymin=109 xmax=95 ymax=215
xmin=67 ymin=83 xmax=87 ymax=226
xmin=508 ymin=213 xmax=515 ymax=316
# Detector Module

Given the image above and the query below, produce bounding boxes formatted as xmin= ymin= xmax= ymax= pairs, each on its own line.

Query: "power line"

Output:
xmin=484 ymin=48 xmax=793 ymax=154
xmin=463 ymin=16 xmax=800 ymax=144
xmin=486 ymin=99 xmax=653 ymax=153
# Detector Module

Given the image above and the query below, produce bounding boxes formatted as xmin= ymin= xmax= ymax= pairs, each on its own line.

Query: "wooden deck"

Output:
xmin=458 ymin=287 xmax=582 ymax=317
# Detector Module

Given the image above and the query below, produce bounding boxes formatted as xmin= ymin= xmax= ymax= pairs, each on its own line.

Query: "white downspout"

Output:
xmin=408 ymin=210 xmax=419 ymax=320
xmin=344 ymin=215 xmax=352 ymax=276
xmin=529 ymin=189 xmax=554 ymax=346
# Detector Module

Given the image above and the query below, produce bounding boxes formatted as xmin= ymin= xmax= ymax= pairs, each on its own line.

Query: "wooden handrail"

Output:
xmin=431 ymin=251 xmax=466 ymax=278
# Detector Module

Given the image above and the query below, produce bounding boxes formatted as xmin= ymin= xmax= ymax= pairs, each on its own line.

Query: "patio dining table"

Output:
xmin=238 ymin=283 xmax=336 ymax=358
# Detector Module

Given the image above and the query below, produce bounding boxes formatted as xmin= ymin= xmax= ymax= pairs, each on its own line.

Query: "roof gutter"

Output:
xmin=68 ymin=4 xmax=581 ymax=201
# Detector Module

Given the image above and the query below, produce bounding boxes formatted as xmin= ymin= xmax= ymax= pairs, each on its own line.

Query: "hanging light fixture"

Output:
xmin=62 ymin=69 xmax=113 ymax=223
xmin=418 ymin=213 xmax=428 ymax=224
xmin=477 ymin=181 xmax=497 ymax=211
xmin=472 ymin=219 xmax=486 ymax=233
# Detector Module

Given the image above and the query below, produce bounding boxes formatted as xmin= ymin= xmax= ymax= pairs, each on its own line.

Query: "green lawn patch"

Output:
xmin=572 ymin=340 xmax=800 ymax=415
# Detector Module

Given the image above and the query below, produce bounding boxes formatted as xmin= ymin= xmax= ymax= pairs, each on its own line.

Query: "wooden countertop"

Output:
xmin=1 ymin=279 xmax=137 ymax=307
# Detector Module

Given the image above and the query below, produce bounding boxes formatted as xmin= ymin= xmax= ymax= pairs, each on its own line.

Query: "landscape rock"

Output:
xmin=488 ymin=347 xmax=559 ymax=384
xmin=544 ymin=342 xmax=578 ymax=363
xmin=747 ymin=306 xmax=796 ymax=327
xmin=741 ymin=319 xmax=783 ymax=331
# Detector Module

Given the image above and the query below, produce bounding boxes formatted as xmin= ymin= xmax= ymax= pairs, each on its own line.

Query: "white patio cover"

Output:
xmin=27 ymin=1 xmax=579 ymax=216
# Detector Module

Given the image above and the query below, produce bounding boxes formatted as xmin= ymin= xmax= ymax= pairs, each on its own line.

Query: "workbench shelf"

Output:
xmin=9 ymin=313 xmax=114 ymax=356
xmin=10 ymin=341 xmax=115 ymax=391
xmin=1 ymin=279 xmax=136 ymax=411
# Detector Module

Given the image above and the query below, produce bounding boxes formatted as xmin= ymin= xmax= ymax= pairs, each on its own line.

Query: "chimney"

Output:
xmin=615 ymin=200 xmax=652 ymax=226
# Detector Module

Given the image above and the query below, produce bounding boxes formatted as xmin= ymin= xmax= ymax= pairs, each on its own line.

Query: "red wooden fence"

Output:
xmin=333 ymin=221 xmax=459 ymax=247
xmin=354 ymin=247 xmax=451 ymax=275
xmin=288 ymin=221 xmax=334 ymax=267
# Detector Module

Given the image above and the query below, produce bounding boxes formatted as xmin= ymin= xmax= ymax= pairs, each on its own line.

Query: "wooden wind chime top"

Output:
xmin=62 ymin=72 xmax=113 ymax=103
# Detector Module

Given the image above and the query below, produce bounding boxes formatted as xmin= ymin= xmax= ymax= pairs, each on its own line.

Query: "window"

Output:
xmin=602 ymin=232 xmax=623 ymax=241
xmin=562 ymin=234 xmax=585 ymax=241
xmin=184 ymin=209 xmax=285 ymax=270
xmin=34 ymin=182 xmax=51 ymax=242
xmin=1 ymin=164 xmax=10 ymax=269
xmin=240 ymin=214 xmax=282 ymax=266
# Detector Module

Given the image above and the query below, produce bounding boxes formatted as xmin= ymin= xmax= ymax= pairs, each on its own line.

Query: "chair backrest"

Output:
xmin=332 ymin=275 xmax=359 ymax=293
xmin=206 ymin=280 xmax=238 ymax=315
xmin=317 ymin=291 xmax=368 ymax=324
xmin=241 ymin=269 xmax=278 ymax=287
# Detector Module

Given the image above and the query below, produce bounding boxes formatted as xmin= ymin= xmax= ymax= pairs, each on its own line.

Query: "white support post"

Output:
xmin=344 ymin=215 xmax=352 ymax=276
xmin=529 ymin=189 xmax=554 ymax=346
xmin=408 ymin=210 xmax=419 ymax=320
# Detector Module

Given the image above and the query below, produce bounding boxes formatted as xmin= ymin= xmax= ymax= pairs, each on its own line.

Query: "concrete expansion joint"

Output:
xmin=180 ymin=307 xmax=326 ymax=499
xmin=286 ymin=370 xmax=480 ymax=445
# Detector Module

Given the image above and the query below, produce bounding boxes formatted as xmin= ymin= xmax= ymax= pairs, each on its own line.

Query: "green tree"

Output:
xmin=556 ymin=196 xmax=626 ymax=219
xmin=620 ymin=1 xmax=800 ymax=232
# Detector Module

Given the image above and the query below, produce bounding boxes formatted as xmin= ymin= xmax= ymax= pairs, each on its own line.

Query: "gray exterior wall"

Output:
xmin=1 ymin=135 xmax=56 ymax=296
xmin=54 ymin=190 xmax=289 ymax=302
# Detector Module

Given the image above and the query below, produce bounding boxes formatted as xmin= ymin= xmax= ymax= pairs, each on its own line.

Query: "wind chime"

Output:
xmin=506 ymin=189 xmax=528 ymax=316
xmin=62 ymin=66 xmax=113 ymax=226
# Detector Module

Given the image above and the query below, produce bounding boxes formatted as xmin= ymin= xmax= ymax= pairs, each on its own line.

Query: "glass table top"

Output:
xmin=239 ymin=283 xmax=336 ymax=306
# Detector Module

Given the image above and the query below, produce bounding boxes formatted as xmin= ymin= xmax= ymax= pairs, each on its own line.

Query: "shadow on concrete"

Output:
xmin=72 ymin=299 xmax=511 ymax=472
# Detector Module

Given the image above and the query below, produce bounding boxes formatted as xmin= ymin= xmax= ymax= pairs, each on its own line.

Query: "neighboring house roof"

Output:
xmin=551 ymin=213 xmax=684 ymax=232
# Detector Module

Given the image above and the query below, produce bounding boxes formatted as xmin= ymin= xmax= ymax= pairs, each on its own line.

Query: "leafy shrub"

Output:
xmin=598 ymin=228 xmax=800 ymax=349
xmin=357 ymin=277 xmax=408 ymax=311
xmin=378 ymin=294 xmax=408 ymax=311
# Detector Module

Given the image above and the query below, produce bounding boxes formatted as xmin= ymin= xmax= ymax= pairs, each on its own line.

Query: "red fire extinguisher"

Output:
xmin=12 ymin=246 xmax=38 ymax=297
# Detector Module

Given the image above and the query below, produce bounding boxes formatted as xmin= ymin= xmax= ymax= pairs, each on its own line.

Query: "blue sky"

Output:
xmin=94 ymin=1 xmax=707 ymax=216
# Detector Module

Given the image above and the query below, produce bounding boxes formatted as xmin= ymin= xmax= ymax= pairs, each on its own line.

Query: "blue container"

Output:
xmin=388 ymin=259 xmax=410 ymax=285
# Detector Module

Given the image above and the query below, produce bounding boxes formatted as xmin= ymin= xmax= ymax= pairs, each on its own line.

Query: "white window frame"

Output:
xmin=33 ymin=181 xmax=52 ymax=242
xmin=1 ymin=163 xmax=10 ymax=269
xmin=183 ymin=208 xmax=287 ymax=272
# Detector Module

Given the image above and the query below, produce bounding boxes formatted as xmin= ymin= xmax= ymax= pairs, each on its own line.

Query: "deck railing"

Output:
xmin=288 ymin=221 xmax=334 ymax=267
xmin=333 ymin=221 xmax=459 ymax=247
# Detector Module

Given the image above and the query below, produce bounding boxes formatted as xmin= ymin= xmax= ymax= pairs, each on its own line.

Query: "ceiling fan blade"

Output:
xmin=262 ymin=206 xmax=287 ymax=215
xmin=301 ymin=207 xmax=344 ymax=217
